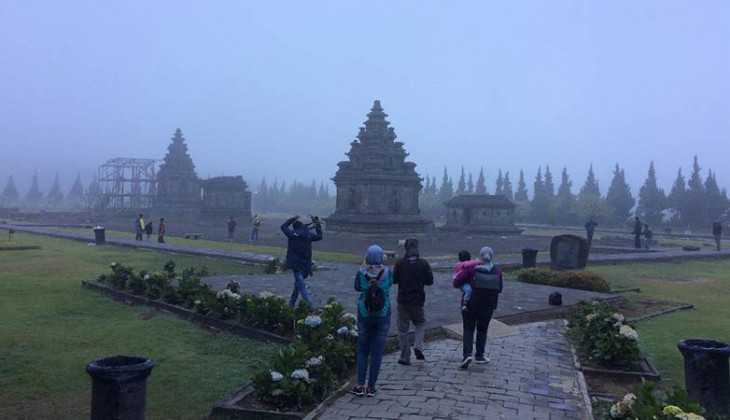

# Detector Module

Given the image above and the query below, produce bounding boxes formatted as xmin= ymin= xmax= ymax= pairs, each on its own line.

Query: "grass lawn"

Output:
xmin=591 ymin=260 xmax=730 ymax=386
xmin=50 ymin=226 xmax=361 ymax=264
xmin=0 ymin=233 xmax=280 ymax=420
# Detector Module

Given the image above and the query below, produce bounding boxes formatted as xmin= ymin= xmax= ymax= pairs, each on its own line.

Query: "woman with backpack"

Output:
xmin=452 ymin=246 xmax=503 ymax=369
xmin=351 ymin=245 xmax=392 ymax=398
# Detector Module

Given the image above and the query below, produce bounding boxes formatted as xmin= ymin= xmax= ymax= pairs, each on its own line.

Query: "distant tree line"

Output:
xmin=0 ymin=172 xmax=94 ymax=210
xmin=420 ymin=156 xmax=729 ymax=229
xmin=253 ymin=179 xmax=334 ymax=216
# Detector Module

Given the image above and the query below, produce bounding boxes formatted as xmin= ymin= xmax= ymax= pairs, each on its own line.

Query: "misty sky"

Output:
xmin=1 ymin=1 xmax=728 ymax=196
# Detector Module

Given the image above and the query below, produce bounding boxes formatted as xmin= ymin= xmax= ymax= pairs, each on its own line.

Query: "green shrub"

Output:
xmin=144 ymin=271 xmax=170 ymax=300
xmin=239 ymin=292 xmax=295 ymax=336
xmin=567 ymin=301 xmax=640 ymax=367
xmin=605 ymin=381 xmax=704 ymax=419
xmin=128 ymin=270 xmax=147 ymax=295
xmin=108 ymin=262 xmax=133 ymax=290
xmin=516 ymin=268 xmax=610 ymax=292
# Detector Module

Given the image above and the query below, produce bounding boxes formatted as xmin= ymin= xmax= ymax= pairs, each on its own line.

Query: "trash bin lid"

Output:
xmin=677 ymin=339 xmax=730 ymax=355
xmin=87 ymin=355 xmax=155 ymax=381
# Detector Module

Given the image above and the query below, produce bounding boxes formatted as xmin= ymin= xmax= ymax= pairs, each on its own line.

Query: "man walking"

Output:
xmin=585 ymin=218 xmax=598 ymax=249
xmin=135 ymin=214 xmax=145 ymax=241
xmin=713 ymin=220 xmax=723 ymax=251
xmin=281 ymin=215 xmax=323 ymax=307
xmin=393 ymin=238 xmax=433 ymax=365
xmin=633 ymin=216 xmax=642 ymax=249
xmin=250 ymin=214 xmax=262 ymax=242
xmin=158 ymin=217 xmax=166 ymax=244
xmin=227 ymin=217 xmax=237 ymax=242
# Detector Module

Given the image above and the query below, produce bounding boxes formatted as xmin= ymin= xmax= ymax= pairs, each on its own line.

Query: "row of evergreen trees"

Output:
xmin=0 ymin=173 xmax=98 ymax=209
xmin=420 ymin=156 xmax=728 ymax=228
xmin=253 ymin=179 xmax=334 ymax=215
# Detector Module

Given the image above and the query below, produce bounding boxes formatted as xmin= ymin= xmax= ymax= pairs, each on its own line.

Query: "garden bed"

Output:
xmin=0 ymin=245 xmax=42 ymax=251
xmin=81 ymin=280 xmax=291 ymax=344
xmin=583 ymin=357 xmax=661 ymax=399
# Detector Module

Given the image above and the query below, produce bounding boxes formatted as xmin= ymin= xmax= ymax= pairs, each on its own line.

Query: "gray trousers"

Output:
xmin=398 ymin=304 xmax=425 ymax=362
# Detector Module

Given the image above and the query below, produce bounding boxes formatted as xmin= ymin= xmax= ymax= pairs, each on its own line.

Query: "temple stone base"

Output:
xmin=325 ymin=214 xmax=434 ymax=234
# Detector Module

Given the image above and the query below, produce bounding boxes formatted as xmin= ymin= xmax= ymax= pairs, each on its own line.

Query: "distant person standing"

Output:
xmin=227 ymin=217 xmax=237 ymax=242
xmin=643 ymin=224 xmax=653 ymax=250
xmin=158 ymin=218 xmax=166 ymax=243
xmin=585 ymin=218 xmax=598 ymax=249
xmin=633 ymin=217 xmax=642 ymax=249
xmin=393 ymin=238 xmax=433 ymax=365
xmin=250 ymin=214 xmax=262 ymax=242
xmin=144 ymin=221 xmax=154 ymax=241
xmin=713 ymin=220 xmax=723 ymax=251
xmin=281 ymin=215 xmax=323 ymax=307
xmin=135 ymin=214 xmax=145 ymax=241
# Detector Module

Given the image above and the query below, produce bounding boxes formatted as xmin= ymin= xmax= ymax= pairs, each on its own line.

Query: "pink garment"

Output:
xmin=452 ymin=259 xmax=481 ymax=285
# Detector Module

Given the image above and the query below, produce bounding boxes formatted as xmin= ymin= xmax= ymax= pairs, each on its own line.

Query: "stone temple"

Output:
xmin=326 ymin=100 xmax=433 ymax=233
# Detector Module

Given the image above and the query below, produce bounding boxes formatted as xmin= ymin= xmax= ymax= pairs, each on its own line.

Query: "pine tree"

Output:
xmin=46 ymin=172 xmax=64 ymax=206
xmin=606 ymin=164 xmax=635 ymax=225
xmin=637 ymin=162 xmax=666 ymax=226
xmin=67 ymin=173 xmax=84 ymax=206
xmin=577 ymin=165 xmax=607 ymax=222
xmin=456 ymin=167 xmax=466 ymax=195
xmin=555 ymin=167 xmax=577 ymax=225
xmin=467 ymin=173 xmax=474 ymax=193
xmin=685 ymin=156 xmax=706 ymax=227
xmin=515 ymin=170 xmax=528 ymax=201
xmin=1 ymin=175 xmax=20 ymax=206
xmin=544 ymin=166 xmax=555 ymax=198
xmin=85 ymin=177 xmax=100 ymax=208
xmin=438 ymin=167 xmax=453 ymax=203
xmin=530 ymin=167 xmax=550 ymax=223
xmin=475 ymin=168 xmax=487 ymax=194
xmin=705 ymin=170 xmax=724 ymax=222
xmin=25 ymin=172 xmax=43 ymax=205
xmin=667 ymin=168 xmax=686 ymax=225
xmin=495 ymin=169 xmax=504 ymax=195
xmin=502 ymin=171 xmax=513 ymax=200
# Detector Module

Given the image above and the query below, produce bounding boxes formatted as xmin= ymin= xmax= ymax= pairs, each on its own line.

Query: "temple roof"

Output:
xmin=445 ymin=194 xmax=516 ymax=209
xmin=157 ymin=128 xmax=198 ymax=179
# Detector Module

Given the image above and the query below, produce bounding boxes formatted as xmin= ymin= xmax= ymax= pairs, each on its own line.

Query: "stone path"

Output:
xmin=0 ymin=223 xmax=274 ymax=264
xmin=205 ymin=263 xmax=615 ymax=335
xmin=317 ymin=321 xmax=589 ymax=420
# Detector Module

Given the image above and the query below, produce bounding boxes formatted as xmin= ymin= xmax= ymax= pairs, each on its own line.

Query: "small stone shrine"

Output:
xmin=326 ymin=100 xmax=433 ymax=233
xmin=550 ymin=234 xmax=589 ymax=270
xmin=443 ymin=194 xmax=523 ymax=234
xmin=201 ymin=176 xmax=252 ymax=219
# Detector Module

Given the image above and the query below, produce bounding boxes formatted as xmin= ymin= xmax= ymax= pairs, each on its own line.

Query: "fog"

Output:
xmin=1 ymin=1 xmax=729 ymax=194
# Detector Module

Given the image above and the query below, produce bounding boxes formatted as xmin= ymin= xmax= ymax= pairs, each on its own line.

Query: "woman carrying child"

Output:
xmin=452 ymin=246 xmax=503 ymax=369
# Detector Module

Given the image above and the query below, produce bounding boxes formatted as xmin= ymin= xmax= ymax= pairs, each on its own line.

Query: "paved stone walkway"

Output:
xmin=205 ymin=263 xmax=615 ymax=335
xmin=317 ymin=321 xmax=588 ymax=420
xmin=0 ymin=223 xmax=274 ymax=264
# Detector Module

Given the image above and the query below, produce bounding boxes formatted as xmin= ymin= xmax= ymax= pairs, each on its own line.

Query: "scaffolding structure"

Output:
xmin=96 ymin=158 xmax=157 ymax=209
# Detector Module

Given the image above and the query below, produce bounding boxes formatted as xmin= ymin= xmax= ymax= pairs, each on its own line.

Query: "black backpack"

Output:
xmin=364 ymin=270 xmax=386 ymax=314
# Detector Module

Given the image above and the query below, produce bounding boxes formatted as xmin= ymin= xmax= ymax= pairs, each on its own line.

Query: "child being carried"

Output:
xmin=453 ymin=250 xmax=480 ymax=311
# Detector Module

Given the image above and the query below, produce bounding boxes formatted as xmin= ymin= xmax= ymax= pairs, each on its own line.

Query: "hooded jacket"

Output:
xmin=281 ymin=217 xmax=323 ymax=276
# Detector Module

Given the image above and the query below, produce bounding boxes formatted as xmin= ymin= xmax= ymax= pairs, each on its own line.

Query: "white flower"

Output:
xmin=324 ymin=304 xmax=333 ymax=309
xmin=270 ymin=371 xmax=283 ymax=382
xmin=350 ymin=329 xmax=359 ymax=338
xmin=305 ymin=356 xmax=323 ymax=367
xmin=337 ymin=326 xmax=349 ymax=335
xmin=144 ymin=274 xmax=150 ymax=280
xmin=271 ymin=389 xmax=284 ymax=396
xmin=110 ymin=262 xmax=117 ymax=268
xmin=258 ymin=291 xmax=275 ymax=299
xmin=290 ymin=369 xmax=310 ymax=381
xmin=304 ymin=315 xmax=322 ymax=328
xmin=609 ymin=393 xmax=636 ymax=418
xmin=342 ymin=312 xmax=357 ymax=322
xmin=217 ymin=289 xmax=241 ymax=300
xmin=586 ymin=313 xmax=597 ymax=322
xmin=622 ymin=393 xmax=636 ymax=406
xmin=619 ymin=325 xmax=639 ymax=340
xmin=612 ymin=313 xmax=625 ymax=322
xmin=325 ymin=334 xmax=334 ymax=341
xmin=194 ymin=300 xmax=201 ymax=306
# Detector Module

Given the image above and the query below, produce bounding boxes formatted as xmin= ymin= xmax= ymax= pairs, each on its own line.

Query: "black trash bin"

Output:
xmin=521 ymin=248 xmax=539 ymax=268
xmin=93 ymin=226 xmax=106 ymax=245
xmin=87 ymin=355 xmax=155 ymax=420
xmin=677 ymin=339 xmax=730 ymax=416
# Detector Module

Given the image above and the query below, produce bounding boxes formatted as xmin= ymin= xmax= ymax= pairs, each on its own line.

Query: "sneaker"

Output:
xmin=414 ymin=348 xmax=425 ymax=361
xmin=475 ymin=356 xmax=490 ymax=364
xmin=397 ymin=359 xmax=411 ymax=366
xmin=460 ymin=356 xmax=472 ymax=370
xmin=350 ymin=385 xmax=365 ymax=397
xmin=366 ymin=386 xmax=377 ymax=397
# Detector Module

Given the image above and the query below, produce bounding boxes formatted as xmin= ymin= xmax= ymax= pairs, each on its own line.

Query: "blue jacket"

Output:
xmin=281 ymin=218 xmax=322 ymax=276
xmin=354 ymin=266 xmax=393 ymax=318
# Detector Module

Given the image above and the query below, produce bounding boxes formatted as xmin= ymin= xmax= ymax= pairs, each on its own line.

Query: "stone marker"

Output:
xmin=550 ymin=234 xmax=589 ymax=270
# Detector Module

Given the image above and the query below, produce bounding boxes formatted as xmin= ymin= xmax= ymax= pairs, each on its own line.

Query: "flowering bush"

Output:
xmin=239 ymin=291 xmax=298 ymax=336
xmin=604 ymin=382 xmax=704 ymax=420
xmin=567 ymin=301 xmax=640 ymax=367
xmin=212 ymin=285 xmax=241 ymax=320
xmin=144 ymin=271 xmax=170 ymax=300
xmin=517 ymin=268 xmax=610 ymax=292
